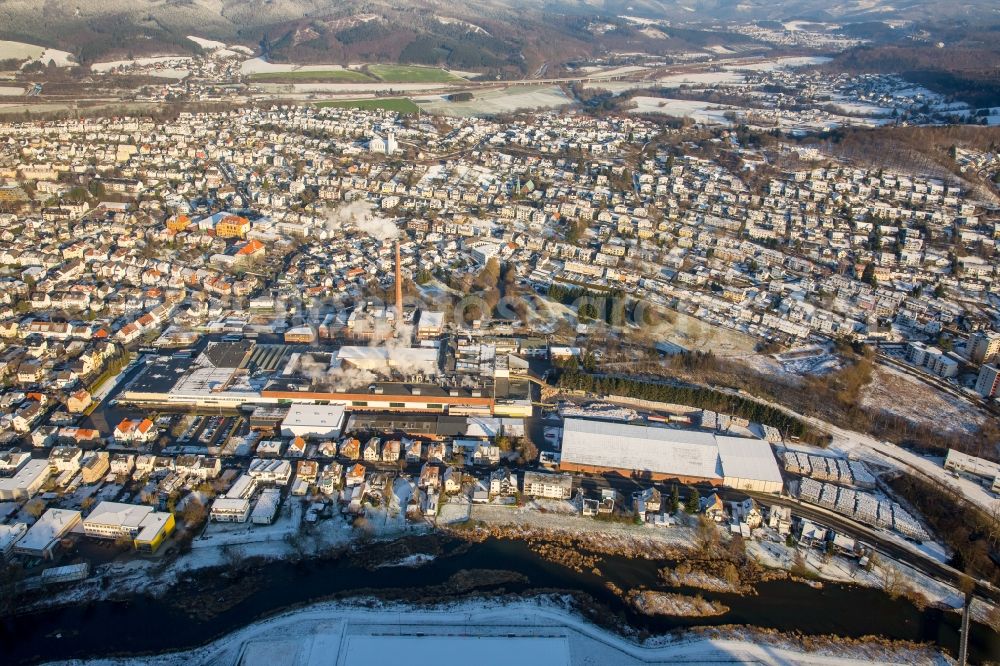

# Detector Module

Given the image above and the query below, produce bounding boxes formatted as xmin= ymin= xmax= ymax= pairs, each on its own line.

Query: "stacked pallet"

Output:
xmin=782 ymin=452 xmax=877 ymax=489
xmin=795 ymin=478 xmax=930 ymax=541
xmin=835 ymin=487 xmax=857 ymax=514
xmin=876 ymin=500 xmax=895 ymax=528
xmin=819 ymin=483 xmax=838 ymax=508
xmin=761 ymin=425 xmax=782 ymax=443
xmin=835 ymin=458 xmax=852 ymax=481
xmin=854 ymin=492 xmax=879 ymax=524
xmin=782 ymin=451 xmax=811 ymax=475
xmin=848 ymin=461 xmax=877 ymax=489
xmin=891 ymin=506 xmax=929 ymax=540
xmin=799 ymin=477 xmax=823 ymax=502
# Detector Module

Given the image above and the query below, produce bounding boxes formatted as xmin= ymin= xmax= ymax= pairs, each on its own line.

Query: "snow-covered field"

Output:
xmin=414 ymin=86 xmax=571 ymax=117
xmin=32 ymin=48 xmax=74 ymax=67
xmin=446 ymin=69 xmax=482 ymax=80
xmin=240 ymin=58 xmax=362 ymax=76
xmin=657 ymin=71 xmax=745 ymax=88
xmin=628 ymin=97 xmax=737 ymax=125
xmin=255 ymin=82 xmax=445 ymax=94
xmin=860 ymin=364 xmax=986 ymax=435
xmin=186 ymin=36 xmax=247 ymax=53
xmin=148 ymin=69 xmax=190 ymax=80
xmin=830 ymin=98 xmax=893 ymax=116
xmin=728 ymin=56 xmax=832 ymax=72
xmin=579 ymin=80 xmax=652 ymax=94
xmin=0 ymin=40 xmax=43 ymax=60
xmin=91 ymin=56 xmax=193 ymax=73
xmin=0 ymin=40 xmax=73 ymax=69
xmin=645 ymin=309 xmax=758 ymax=355
xmin=588 ymin=65 xmax=651 ymax=78
xmin=44 ymin=598 xmax=950 ymax=666
xmin=580 ymin=69 xmax=743 ymax=95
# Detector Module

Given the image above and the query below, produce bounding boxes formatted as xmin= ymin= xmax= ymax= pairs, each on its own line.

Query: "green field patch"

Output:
xmin=249 ymin=69 xmax=374 ymax=83
xmin=367 ymin=65 xmax=462 ymax=83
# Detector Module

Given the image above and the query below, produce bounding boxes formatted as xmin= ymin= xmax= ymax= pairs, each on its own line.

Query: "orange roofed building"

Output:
xmin=236 ymin=239 xmax=265 ymax=260
xmin=215 ymin=215 xmax=251 ymax=239
xmin=66 ymin=390 xmax=92 ymax=414
xmin=114 ymin=418 xmax=158 ymax=444
xmin=166 ymin=214 xmax=191 ymax=232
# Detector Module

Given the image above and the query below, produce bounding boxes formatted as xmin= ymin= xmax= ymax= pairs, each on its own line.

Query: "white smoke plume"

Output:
xmin=364 ymin=322 xmax=439 ymax=377
xmin=325 ymin=200 xmax=399 ymax=241
xmin=322 ymin=365 xmax=381 ymax=393
xmin=295 ymin=352 xmax=382 ymax=392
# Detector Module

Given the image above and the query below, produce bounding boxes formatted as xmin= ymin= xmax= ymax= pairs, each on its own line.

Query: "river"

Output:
xmin=1 ymin=535 xmax=997 ymax=664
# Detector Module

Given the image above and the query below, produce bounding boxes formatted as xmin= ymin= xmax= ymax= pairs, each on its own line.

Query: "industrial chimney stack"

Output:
xmin=394 ymin=240 xmax=403 ymax=326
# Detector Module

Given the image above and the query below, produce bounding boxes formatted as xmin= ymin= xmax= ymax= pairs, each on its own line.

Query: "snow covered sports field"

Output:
xmin=46 ymin=598 xmax=947 ymax=666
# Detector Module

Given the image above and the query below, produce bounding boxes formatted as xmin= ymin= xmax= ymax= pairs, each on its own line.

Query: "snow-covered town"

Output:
xmin=0 ymin=20 xmax=998 ymax=664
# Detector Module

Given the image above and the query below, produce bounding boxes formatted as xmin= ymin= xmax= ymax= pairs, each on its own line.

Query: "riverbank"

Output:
xmin=3 ymin=533 xmax=997 ymax=664
xmin=628 ymin=590 xmax=730 ymax=617
xmin=8 ymin=502 xmax=985 ymax=630
xmin=443 ymin=508 xmax=980 ymax=620
xmin=3 ymin=489 xmax=996 ymax=661
xmin=39 ymin=597 xmax=952 ymax=666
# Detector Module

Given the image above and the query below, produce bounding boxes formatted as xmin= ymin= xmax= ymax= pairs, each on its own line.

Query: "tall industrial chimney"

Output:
xmin=394 ymin=240 xmax=403 ymax=326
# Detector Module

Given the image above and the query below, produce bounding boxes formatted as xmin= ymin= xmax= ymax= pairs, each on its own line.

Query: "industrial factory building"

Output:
xmin=334 ymin=345 xmax=440 ymax=375
xmin=280 ymin=404 xmax=346 ymax=439
xmin=82 ymin=501 xmax=175 ymax=553
xmin=559 ymin=418 xmax=783 ymax=492
xmin=0 ymin=459 xmax=52 ymax=501
xmin=120 ymin=340 xmax=531 ymax=417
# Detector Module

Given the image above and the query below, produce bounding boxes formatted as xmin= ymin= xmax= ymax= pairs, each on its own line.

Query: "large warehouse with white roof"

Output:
xmin=559 ymin=418 xmax=783 ymax=493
